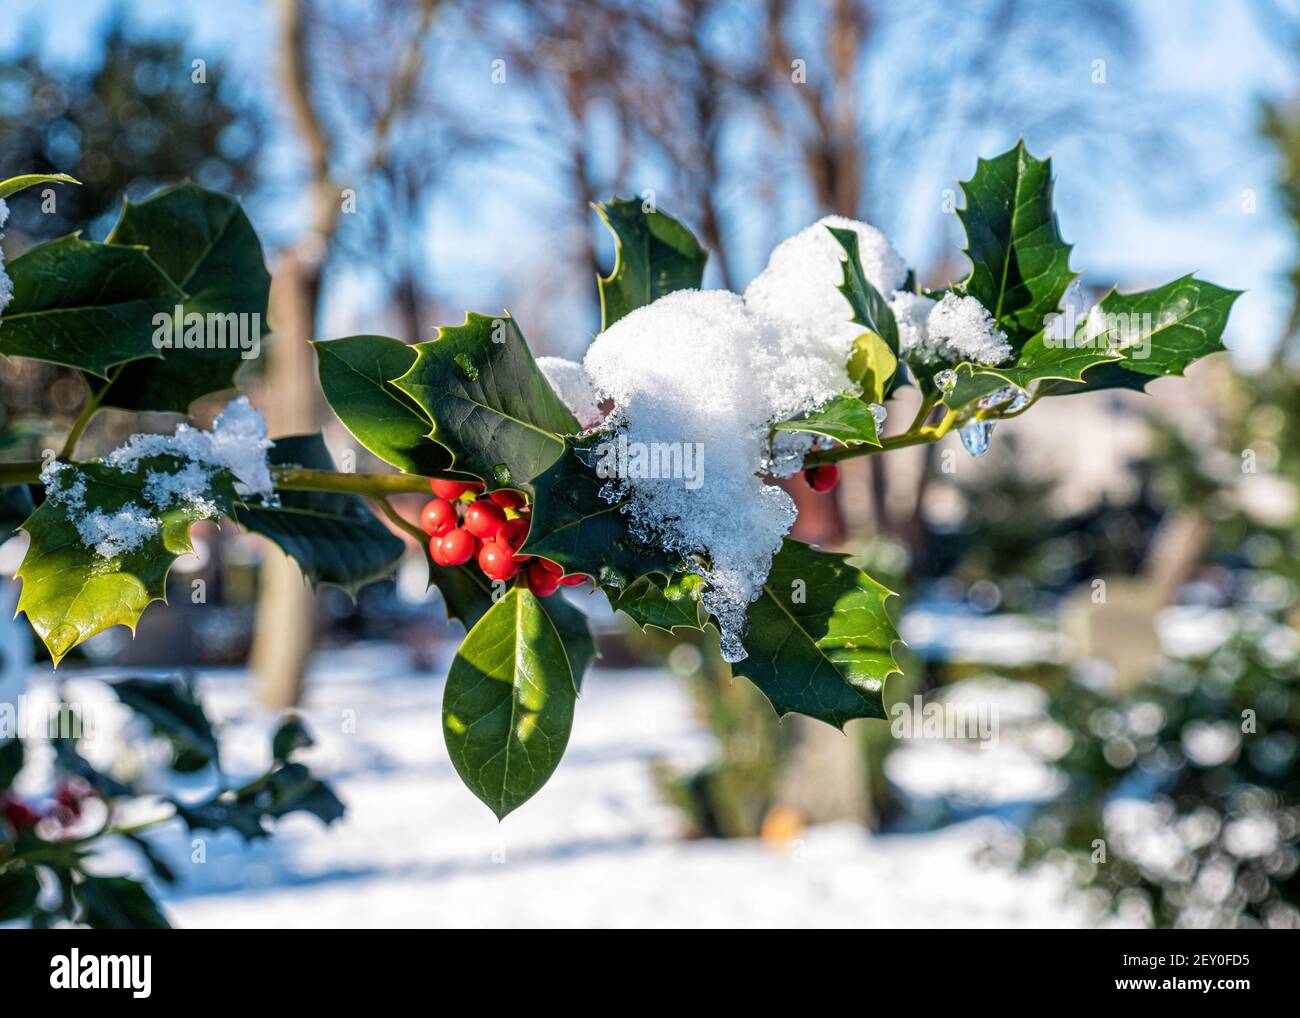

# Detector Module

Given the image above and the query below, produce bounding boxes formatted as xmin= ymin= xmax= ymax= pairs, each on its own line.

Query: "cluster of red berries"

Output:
xmin=421 ymin=479 xmax=586 ymax=597
xmin=2 ymin=779 xmax=95 ymax=835
xmin=803 ymin=463 xmax=840 ymax=492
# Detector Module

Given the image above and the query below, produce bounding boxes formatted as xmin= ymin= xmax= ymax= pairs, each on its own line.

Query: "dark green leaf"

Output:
xmin=99 ymin=183 xmax=271 ymax=413
xmin=0 ymin=484 xmax=34 ymax=542
xmin=314 ymin=334 xmax=459 ymax=476
xmin=1083 ymin=276 xmax=1240 ymax=379
xmin=772 ymin=393 xmax=881 ymax=446
xmin=594 ymin=198 xmax=707 ymax=330
xmin=124 ymin=833 xmax=177 ymax=884
xmin=271 ymin=715 xmax=314 ymax=762
xmin=0 ymin=236 xmax=183 ymax=376
xmin=427 ymin=557 xmax=497 ymax=633
xmin=955 ymin=140 xmax=1076 ymax=351
xmin=174 ymin=762 xmax=344 ymax=840
xmin=525 ymin=436 xmax=677 ymax=581
xmin=393 ymin=312 xmax=577 ymax=489
xmin=731 ymin=540 xmax=900 ymax=728
xmin=0 ymin=737 xmax=22 ymax=793
xmin=0 ymin=868 xmax=41 ymax=921
xmin=110 ymin=676 xmax=219 ymax=770
xmin=828 ymin=226 xmax=900 ymax=354
xmin=233 ymin=434 xmax=405 ymax=594
xmin=76 ymin=875 xmax=170 ymax=929
xmin=609 ymin=573 xmax=705 ymax=634
xmin=443 ymin=587 xmax=577 ymax=817
xmin=537 ymin=592 xmax=597 ymax=691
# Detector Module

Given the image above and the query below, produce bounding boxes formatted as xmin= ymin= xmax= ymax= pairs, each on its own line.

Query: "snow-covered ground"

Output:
xmin=15 ymin=642 xmax=1091 ymax=929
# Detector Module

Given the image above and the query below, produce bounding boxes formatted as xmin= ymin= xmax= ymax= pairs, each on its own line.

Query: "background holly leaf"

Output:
xmin=232 ymin=434 xmax=405 ymax=594
xmin=75 ymin=875 xmax=170 ymax=929
xmin=772 ymin=393 xmax=881 ymax=446
xmin=174 ymin=761 xmax=344 ymax=841
xmin=442 ymin=587 xmax=578 ymax=818
xmin=98 ymin=182 xmax=271 ymax=413
xmin=110 ymin=675 xmax=219 ymax=771
xmin=0 ymin=236 xmax=182 ymax=376
xmin=0 ymin=484 xmax=34 ymax=541
xmin=954 ymin=140 xmax=1076 ymax=352
xmin=731 ymin=539 xmax=900 ymax=728
xmin=594 ymin=197 xmax=707 ymax=330
xmin=0 ymin=869 xmax=42 ymax=922
xmin=314 ymin=334 xmax=458 ymax=476
xmin=393 ymin=312 xmax=577 ymax=490
xmin=16 ymin=459 xmax=238 ymax=665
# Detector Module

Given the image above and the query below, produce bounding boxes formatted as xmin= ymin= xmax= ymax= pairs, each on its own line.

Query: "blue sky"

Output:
xmin=2 ymin=0 xmax=1295 ymax=365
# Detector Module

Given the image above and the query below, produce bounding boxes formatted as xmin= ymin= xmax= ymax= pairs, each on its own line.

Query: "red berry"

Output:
xmin=489 ymin=489 xmax=527 ymax=510
xmin=527 ymin=560 xmax=561 ymax=597
xmin=498 ymin=517 xmax=530 ymax=552
xmin=463 ymin=499 xmax=506 ymax=539
xmin=804 ymin=464 xmax=840 ymax=492
xmin=429 ymin=478 xmax=485 ymax=500
xmin=438 ymin=527 xmax=477 ymax=566
xmin=429 ymin=534 xmax=448 ymax=565
xmin=429 ymin=478 xmax=469 ymax=499
xmin=2 ymin=797 xmax=41 ymax=833
xmin=559 ymin=574 xmax=587 ymax=586
xmin=420 ymin=498 xmax=457 ymax=536
xmin=477 ymin=540 xmax=523 ymax=581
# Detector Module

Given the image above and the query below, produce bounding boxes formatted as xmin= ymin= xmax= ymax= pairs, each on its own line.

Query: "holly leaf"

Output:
xmin=0 ymin=236 xmax=182 ymax=376
xmin=954 ymin=140 xmax=1076 ymax=352
xmin=828 ymin=227 xmax=900 ymax=354
xmin=110 ymin=675 xmax=219 ymax=771
xmin=1081 ymin=276 xmax=1240 ymax=379
xmin=847 ymin=331 xmax=898 ymax=405
xmin=949 ymin=276 xmax=1240 ymax=408
xmin=594 ymin=198 xmax=707 ymax=330
xmin=731 ymin=540 xmax=900 ymax=728
xmin=0 ymin=172 xmax=79 ymax=199
xmin=174 ymin=761 xmax=344 ymax=841
xmin=232 ymin=434 xmax=405 ymax=594
xmin=525 ymin=435 xmax=677 ymax=582
xmin=98 ymin=183 xmax=271 ymax=413
xmin=609 ymin=573 xmax=705 ymax=633
xmin=941 ymin=335 xmax=1122 ymax=413
xmin=442 ymin=587 xmax=578 ymax=818
xmin=314 ymin=334 xmax=461 ymax=476
xmin=0 ymin=868 xmax=41 ymax=922
xmin=427 ymin=557 xmax=497 ymax=633
xmin=75 ymin=875 xmax=170 ymax=929
xmin=15 ymin=458 xmax=238 ymax=665
xmin=393 ymin=312 xmax=577 ymax=490
xmin=538 ymin=592 xmax=597 ymax=691
xmin=772 ymin=393 xmax=881 ymax=446
xmin=0 ymin=484 xmax=34 ymax=542
xmin=0 ymin=737 xmax=23 ymax=794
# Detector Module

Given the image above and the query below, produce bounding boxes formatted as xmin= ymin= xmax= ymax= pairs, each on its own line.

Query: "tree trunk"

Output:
xmin=250 ymin=253 xmax=323 ymax=708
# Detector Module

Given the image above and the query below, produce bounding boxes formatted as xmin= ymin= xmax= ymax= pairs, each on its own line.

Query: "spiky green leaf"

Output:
xmin=595 ymin=198 xmax=707 ymax=330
